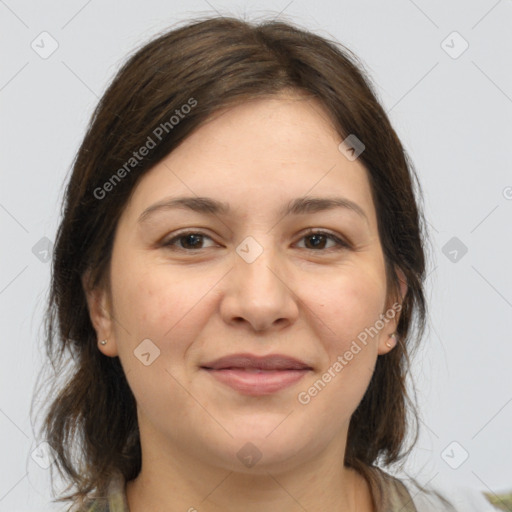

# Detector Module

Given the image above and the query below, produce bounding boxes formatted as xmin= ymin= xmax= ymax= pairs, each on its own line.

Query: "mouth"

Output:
xmin=200 ymin=353 xmax=312 ymax=396
xmin=201 ymin=353 xmax=312 ymax=371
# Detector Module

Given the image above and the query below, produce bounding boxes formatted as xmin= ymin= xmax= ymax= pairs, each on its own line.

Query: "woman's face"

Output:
xmin=85 ymin=93 xmax=406 ymax=473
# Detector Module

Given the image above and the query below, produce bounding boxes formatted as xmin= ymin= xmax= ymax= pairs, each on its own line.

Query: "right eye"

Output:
xmin=161 ymin=231 xmax=218 ymax=251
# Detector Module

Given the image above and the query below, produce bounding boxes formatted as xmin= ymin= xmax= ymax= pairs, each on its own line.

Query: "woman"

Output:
xmin=34 ymin=15 xmax=498 ymax=511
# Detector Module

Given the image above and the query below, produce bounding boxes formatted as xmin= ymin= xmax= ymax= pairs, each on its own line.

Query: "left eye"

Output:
xmin=161 ymin=230 xmax=349 ymax=251
xmin=295 ymin=230 xmax=349 ymax=250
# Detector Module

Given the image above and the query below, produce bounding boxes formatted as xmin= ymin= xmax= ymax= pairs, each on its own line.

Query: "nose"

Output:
xmin=219 ymin=243 xmax=299 ymax=332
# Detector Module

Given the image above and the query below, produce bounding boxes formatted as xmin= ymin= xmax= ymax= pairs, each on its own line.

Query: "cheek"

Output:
xmin=111 ymin=257 xmax=181 ymax=334
xmin=109 ymin=261 xmax=214 ymax=423
xmin=110 ymin=256 xmax=223 ymax=363
xmin=295 ymin=270 xmax=385 ymax=424
xmin=298 ymin=263 xmax=387 ymax=348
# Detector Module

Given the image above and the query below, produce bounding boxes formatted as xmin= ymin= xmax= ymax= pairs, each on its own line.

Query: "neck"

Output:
xmin=126 ymin=431 xmax=374 ymax=511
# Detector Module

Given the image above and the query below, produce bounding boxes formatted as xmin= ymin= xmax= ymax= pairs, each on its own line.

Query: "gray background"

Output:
xmin=1 ymin=0 xmax=511 ymax=510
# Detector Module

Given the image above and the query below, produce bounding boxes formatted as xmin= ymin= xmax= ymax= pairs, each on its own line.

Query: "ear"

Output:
xmin=81 ymin=269 xmax=119 ymax=357
xmin=377 ymin=266 xmax=408 ymax=356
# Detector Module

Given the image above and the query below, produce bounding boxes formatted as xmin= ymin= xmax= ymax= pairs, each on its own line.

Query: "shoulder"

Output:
xmin=78 ymin=471 xmax=129 ymax=512
xmin=403 ymin=478 xmax=501 ymax=511
xmin=77 ymin=466 xmax=503 ymax=512
xmin=363 ymin=465 xmax=418 ymax=511
xmin=368 ymin=466 xmax=501 ymax=512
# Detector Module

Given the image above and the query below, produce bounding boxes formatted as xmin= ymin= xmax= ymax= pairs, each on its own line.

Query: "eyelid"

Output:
xmin=160 ymin=229 xmax=218 ymax=250
xmin=298 ymin=228 xmax=351 ymax=249
xmin=160 ymin=228 xmax=351 ymax=251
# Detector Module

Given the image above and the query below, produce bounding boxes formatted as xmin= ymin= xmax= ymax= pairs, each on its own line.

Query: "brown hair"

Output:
xmin=33 ymin=14 xmax=432 ymax=510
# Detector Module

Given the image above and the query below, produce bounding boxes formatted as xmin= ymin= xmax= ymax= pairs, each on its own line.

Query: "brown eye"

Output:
xmin=162 ymin=231 xmax=216 ymax=251
xmin=296 ymin=230 xmax=350 ymax=251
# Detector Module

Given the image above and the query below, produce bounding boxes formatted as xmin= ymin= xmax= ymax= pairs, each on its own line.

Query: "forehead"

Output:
xmin=120 ymin=94 xmax=376 ymax=229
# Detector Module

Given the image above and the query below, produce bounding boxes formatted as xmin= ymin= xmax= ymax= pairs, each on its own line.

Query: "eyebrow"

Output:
xmin=137 ymin=195 xmax=369 ymax=224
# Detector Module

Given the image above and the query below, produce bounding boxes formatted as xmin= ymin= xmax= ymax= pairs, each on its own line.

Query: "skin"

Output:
xmin=83 ymin=92 xmax=407 ymax=512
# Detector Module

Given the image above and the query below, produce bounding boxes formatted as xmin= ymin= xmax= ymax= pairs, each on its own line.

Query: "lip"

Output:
xmin=201 ymin=353 xmax=312 ymax=371
xmin=200 ymin=353 xmax=313 ymax=396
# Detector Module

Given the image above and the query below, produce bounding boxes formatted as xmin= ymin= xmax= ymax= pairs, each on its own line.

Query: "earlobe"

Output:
xmin=97 ymin=337 xmax=118 ymax=357
xmin=81 ymin=270 xmax=119 ymax=357
xmin=378 ymin=333 xmax=399 ymax=355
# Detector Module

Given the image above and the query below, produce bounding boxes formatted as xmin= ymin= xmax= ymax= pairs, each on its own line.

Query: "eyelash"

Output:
xmin=160 ymin=229 xmax=351 ymax=253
